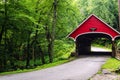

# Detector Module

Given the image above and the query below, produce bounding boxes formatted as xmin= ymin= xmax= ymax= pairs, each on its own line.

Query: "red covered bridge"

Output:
xmin=68 ymin=14 xmax=120 ymax=57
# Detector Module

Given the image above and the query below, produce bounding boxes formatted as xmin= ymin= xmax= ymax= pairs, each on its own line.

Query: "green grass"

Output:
xmin=102 ymin=58 xmax=120 ymax=71
xmin=0 ymin=57 xmax=75 ymax=75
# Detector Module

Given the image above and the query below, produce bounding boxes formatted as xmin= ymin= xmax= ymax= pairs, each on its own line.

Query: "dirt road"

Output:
xmin=0 ymin=56 xmax=109 ymax=80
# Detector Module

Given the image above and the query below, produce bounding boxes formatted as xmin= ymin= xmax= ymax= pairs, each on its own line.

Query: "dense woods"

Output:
xmin=0 ymin=0 xmax=119 ymax=72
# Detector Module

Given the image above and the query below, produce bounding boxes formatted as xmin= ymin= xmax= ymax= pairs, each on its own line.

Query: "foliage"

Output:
xmin=91 ymin=38 xmax=112 ymax=49
xmin=54 ymin=40 xmax=74 ymax=58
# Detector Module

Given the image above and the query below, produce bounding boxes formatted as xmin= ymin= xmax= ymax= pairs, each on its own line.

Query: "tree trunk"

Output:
xmin=39 ymin=45 xmax=45 ymax=64
xmin=32 ymin=0 xmax=45 ymax=65
xmin=0 ymin=0 xmax=8 ymax=44
xmin=47 ymin=0 xmax=57 ymax=63
xmin=45 ymin=25 xmax=54 ymax=63
xmin=26 ymin=31 xmax=31 ymax=68
xmin=3 ymin=0 xmax=8 ymax=71
xmin=0 ymin=27 xmax=5 ymax=44
xmin=118 ymin=0 xmax=120 ymax=31
xmin=48 ymin=39 xmax=53 ymax=63
xmin=32 ymin=47 xmax=35 ymax=66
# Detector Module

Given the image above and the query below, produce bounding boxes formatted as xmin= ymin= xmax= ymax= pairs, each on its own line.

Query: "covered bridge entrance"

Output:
xmin=68 ymin=14 xmax=120 ymax=57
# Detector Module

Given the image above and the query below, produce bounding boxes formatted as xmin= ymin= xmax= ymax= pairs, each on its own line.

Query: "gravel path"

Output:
xmin=0 ymin=56 xmax=109 ymax=80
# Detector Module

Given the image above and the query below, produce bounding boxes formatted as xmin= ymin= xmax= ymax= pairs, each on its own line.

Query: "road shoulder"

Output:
xmin=90 ymin=69 xmax=120 ymax=80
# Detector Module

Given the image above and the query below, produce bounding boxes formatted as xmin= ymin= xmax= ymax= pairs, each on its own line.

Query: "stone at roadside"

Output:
xmin=102 ymin=69 xmax=111 ymax=74
xmin=90 ymin=74 xmax=120 ymax=80
xmin=90 ymin=69 xmax=120 ymax=80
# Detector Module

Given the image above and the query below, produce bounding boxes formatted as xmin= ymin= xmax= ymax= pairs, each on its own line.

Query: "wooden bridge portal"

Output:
xmin=68 ymin=14 xmax=120 ymax=57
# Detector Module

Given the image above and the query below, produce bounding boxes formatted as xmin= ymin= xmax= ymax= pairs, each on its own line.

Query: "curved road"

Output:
xmin=0 ymin=56 xmax=109 ymax=80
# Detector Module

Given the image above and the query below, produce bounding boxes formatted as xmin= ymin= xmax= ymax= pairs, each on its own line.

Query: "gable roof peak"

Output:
xmin=67 ymin=14 xmax=120 ymax=41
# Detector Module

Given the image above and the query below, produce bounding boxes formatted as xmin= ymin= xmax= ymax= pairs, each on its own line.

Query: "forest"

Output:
xmin=0 ymin=0 xmax=119 ymax=72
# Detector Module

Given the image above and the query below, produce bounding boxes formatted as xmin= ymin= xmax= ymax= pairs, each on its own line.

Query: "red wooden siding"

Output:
xmin=68 ymin=14 xmax=120 ymax=41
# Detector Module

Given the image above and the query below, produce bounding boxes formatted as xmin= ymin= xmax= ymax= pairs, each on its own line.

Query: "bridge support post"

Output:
xmin=75 ymin=41 xmax=79 ymax=56
xmin=112 ymin=41 xmax=116 ymax=57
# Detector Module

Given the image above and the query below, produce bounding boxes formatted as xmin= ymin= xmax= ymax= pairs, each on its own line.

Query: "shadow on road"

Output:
xmin=90 ymin=51 xmax=112 ymax=55
xmin=78 ymin=51 xmax=111 ymax=59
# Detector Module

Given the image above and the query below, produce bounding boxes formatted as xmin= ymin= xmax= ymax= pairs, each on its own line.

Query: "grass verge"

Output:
xmin=102 ymin=58 xmax=120 ymax=71
xmin=0 ymin=57 xmax=75 ymax=75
